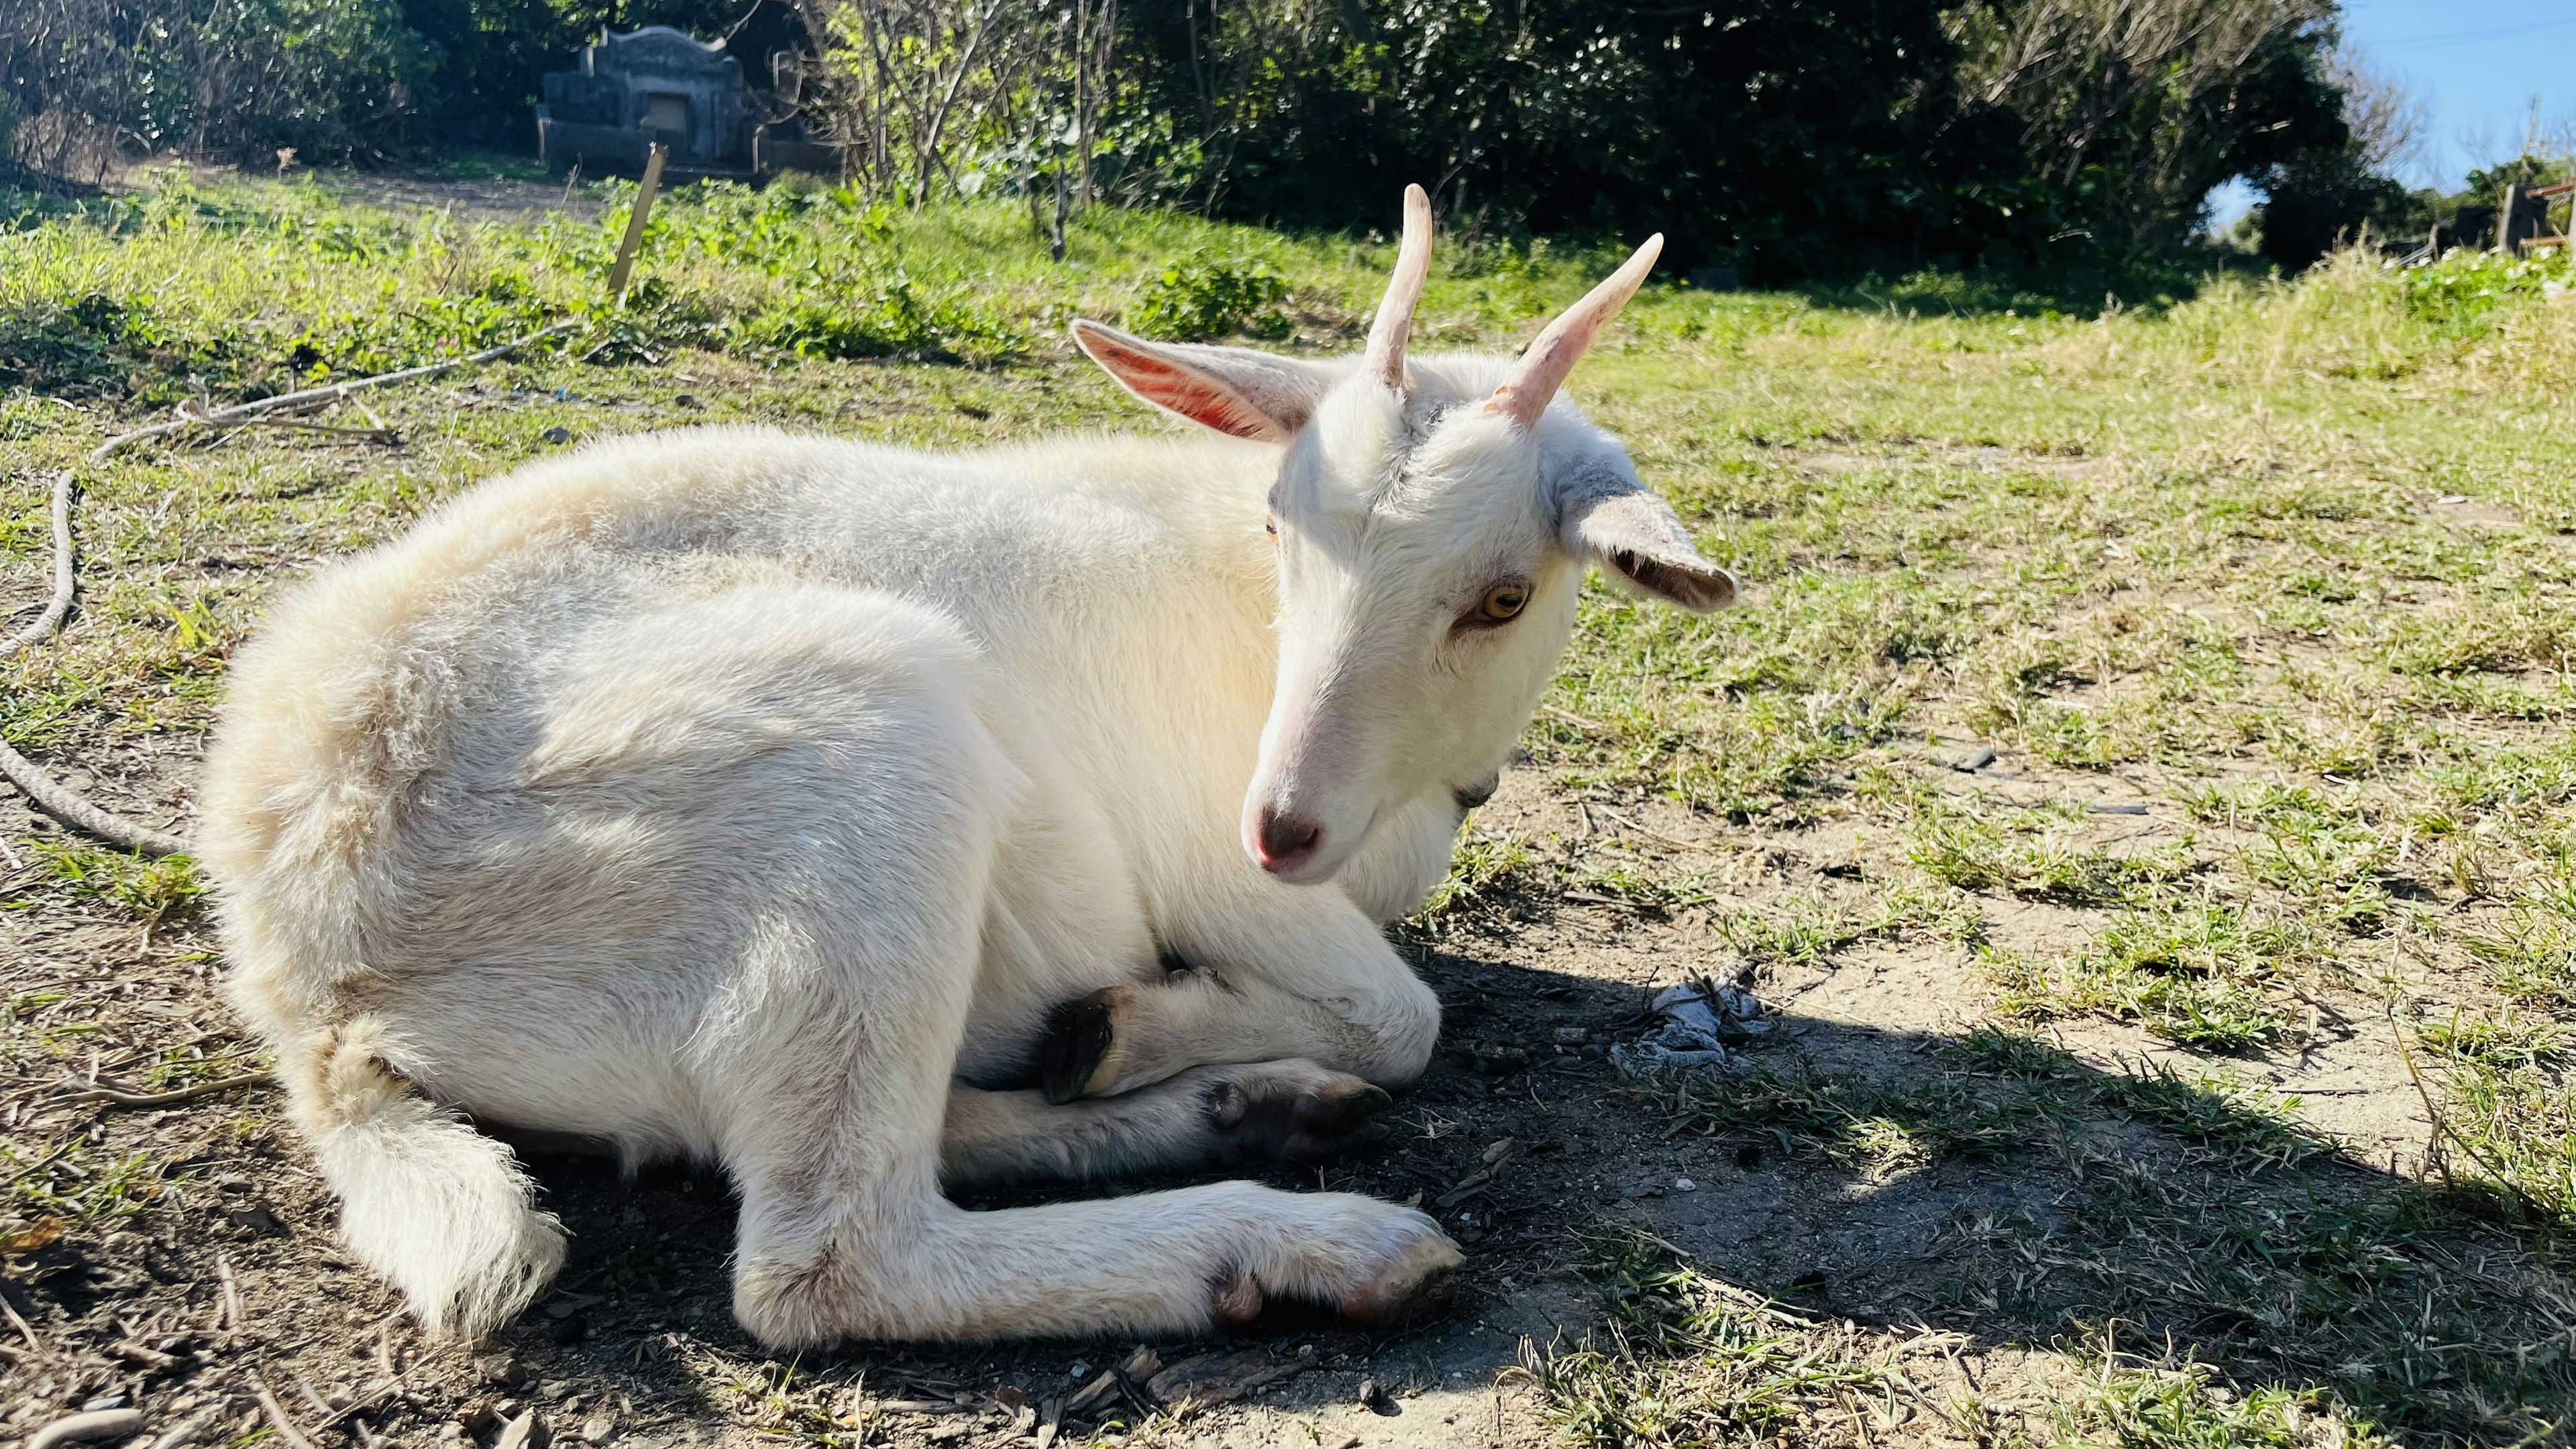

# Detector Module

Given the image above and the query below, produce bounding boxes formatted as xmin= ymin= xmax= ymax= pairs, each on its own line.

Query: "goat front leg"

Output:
xmin=942 ymin=1059 xmax=1392 ymax=1189
xmin=1036 ymin=889 xmax=1438 ymax=1102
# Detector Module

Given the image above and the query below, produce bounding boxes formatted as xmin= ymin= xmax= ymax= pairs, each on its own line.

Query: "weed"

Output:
xmin=2028 ymin=1162 xmax=2569 ymax=1442
xmin=1126 ymin=252 xmax=1292 ymax=341
xmin=1529 ymin=1226 xmax=1904 ymax=1449
xmin=2465 ymin=894 xmax=2576 ymax=1012
xmin=1408 ymin=830 xmax=1537 ymax=932
xmin=1633 ymin=1063 xmax=2046 ymax=1177
xmin=1574 ymin=861 xmax=1717 ymax=913
xmin=1644 ymin=1027 xmax=2330 ymax=1177
xmin=2418 ymin=1009 xmax=2567 ymax=1069
xmin=1909 ymin=804 xmax=2197 ymax=907
xmin=31 ymin=841 xmax=203 ymax=922
xmin=1708 ymin=887 xmax=1958 ymax=966
xmin=2041 ymin=1351 xmax=2390 ymax=1449
xmin=1985 ymin=903 xmax=2300 ymax=1051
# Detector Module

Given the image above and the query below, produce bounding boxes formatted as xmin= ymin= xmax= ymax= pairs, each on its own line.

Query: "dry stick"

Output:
xmin=250 ymin=1374 xmax=321 ymax=1449
xmin=214 ymin=1251 xmax=245 ymax=1337
xmin=0 ymin=320 xmax=578 ymax=859
xmin=182 ymin=415 xmax=400 ymax=445
xmin=53 ymin=1071 xmax=270 ymax=1108
xmin=606 ymin=144 xmax=668 ymax=301
xmin=146 ymin=1409 xmax=222 ymax=1449
xmin=85 ymin=321 xmax=582 ymax=464
xmin=0 ymin=1287 xmax=45 ymax=1353
xmin=2 ymin=471 xmax=74 ymax=657
xmin=27 ymin=1410 xmax=144 ymax=1449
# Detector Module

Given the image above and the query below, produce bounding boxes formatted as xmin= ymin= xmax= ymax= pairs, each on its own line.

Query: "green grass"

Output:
xmin=1908 ymin=801 xmax=2200 ymax=907
xmin=1978 ymin=900 xmax=2310 ymax=1053
xmin=1540 ymin=1227 xmax=2408 ymax=1449
xmin=1529 ymin=1226 xmax=1904 ymax=1449
xmin=1633 ymin=1028 xmax=2332 ymax=1178
xmin=30 ymin=840 xmax=204 ymax=922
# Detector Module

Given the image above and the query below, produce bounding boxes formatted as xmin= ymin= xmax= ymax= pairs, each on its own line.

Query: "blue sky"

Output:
xmin=2210 ymin=0 xmax=2576 ymax=226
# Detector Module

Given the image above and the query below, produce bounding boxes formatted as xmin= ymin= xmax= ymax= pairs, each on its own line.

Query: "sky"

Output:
xmin=2208 ymin=0 xmax=2576 ymax=227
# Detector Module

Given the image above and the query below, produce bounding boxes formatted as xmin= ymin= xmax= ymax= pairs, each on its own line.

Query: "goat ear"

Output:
xmin=1560 ymin=486 xmax=1735 ymax=612
xmin=1071 ymin=320 xmax=1336 ymax=442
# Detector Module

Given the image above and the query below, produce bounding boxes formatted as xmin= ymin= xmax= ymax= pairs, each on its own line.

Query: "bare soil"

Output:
xmin=1 ymin=714 xmax=2470 ymax=1449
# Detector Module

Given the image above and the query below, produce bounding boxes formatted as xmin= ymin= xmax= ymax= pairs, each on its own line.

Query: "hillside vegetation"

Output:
xmin=3 ymin=0 xmax=2367 ymax=278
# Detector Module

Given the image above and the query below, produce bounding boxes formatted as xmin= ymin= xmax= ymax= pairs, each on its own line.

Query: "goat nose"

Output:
xmin=1256 ymin=809 xmax=1324 ymax=871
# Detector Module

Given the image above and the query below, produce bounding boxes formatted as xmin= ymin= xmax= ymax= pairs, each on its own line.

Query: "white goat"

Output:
xmin=198 ymin=186 xmax=1735 ymax=1347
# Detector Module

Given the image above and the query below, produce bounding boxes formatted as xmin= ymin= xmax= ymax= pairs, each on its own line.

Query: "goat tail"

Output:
xmin=299 ymin=1020 xmax=566 ymax=1339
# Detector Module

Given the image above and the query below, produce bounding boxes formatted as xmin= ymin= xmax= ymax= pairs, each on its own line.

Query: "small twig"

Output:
xmin=0 ymin=1287 xmax=45 ymax=1354
xmin=1540 ymin=703 xmax=1605 ymax=731
xmin=1 ymin=1140 xmax=73 ymax=1189
xmin=109 ymin=1338 xmax=179 ymax=1368
xmin=54 ymin=1071 xmax=270 ymax=1108
xmin=147 ymin=1409 xmax=221 ymax=1449
xmin=310 ymin=1383 xmax=402 ymax=1435
xmin=215 ymin=1252 xmax=245 ymax=1336
xmin=180 ymin=414 xmax=399 ymax=446
xmin=251 ymin=1374 xmax=320 ymax=1449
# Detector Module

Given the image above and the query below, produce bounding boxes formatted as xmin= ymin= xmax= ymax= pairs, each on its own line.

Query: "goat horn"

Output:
xmin=1483 ymin=233 xmax=1663 ymax=429
xmin=1363 ymin=184 xmax=1435 ymax=393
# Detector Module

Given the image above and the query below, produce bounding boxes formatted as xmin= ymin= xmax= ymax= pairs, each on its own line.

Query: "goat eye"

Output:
xmin=1480 ymin=584 xmax=1529 ymax=621
xmin=1264 ymin=517 xmax=1279 ymax=539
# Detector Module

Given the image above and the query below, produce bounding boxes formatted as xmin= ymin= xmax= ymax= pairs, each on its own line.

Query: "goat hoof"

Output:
xmin=1036 ymin=987 xmax=1124 ymax=1104
xmin=1339 ymin=1222 xmax=1464 ymax=1327
xmin=1205 ymin=1065 xmax=1395 ymax=1165
xmin=1212 ymin=1271 xmax=1265 ymax=1325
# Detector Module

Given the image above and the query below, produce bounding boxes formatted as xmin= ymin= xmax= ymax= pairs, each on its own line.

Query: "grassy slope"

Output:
xmin=9 ymin=172 xmax=2576 ymax=1444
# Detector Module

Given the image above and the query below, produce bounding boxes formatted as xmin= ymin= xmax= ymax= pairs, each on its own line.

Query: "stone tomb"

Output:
xmin=536 ymin=25 xmax=840 ymax=182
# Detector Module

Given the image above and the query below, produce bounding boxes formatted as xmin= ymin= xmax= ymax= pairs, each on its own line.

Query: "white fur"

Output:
xmin=201 ymin=314 xmax=1731 ymax=1345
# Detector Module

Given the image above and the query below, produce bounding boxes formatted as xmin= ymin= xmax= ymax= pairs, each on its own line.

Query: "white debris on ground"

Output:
xmin=1610 ymin=978 xmax=1770 ymax=1075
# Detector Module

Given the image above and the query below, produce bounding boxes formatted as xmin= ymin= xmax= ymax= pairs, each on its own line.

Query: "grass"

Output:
xmin=27 ymin=839 xmax=204 ymax=922
xmin=1631 ymin=1027 xmax=2332 ymax=1179
xmin=1981 ymin=902 xmax=2305 ymax=1053
xmin=1529 ymin=1226 xmax=1914 ymax=1449
xmin=1538 ymin=1227 xmax=2407 ymax=1449
xmin=13 ymin=170 xmax=2576 ymax=1440
xmin=1601 ymin=1029 xmax=2569 ymax=1443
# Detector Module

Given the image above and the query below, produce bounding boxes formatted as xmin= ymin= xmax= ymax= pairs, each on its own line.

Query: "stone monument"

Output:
xmin=535 ymin=25 xmax=841 ymax=182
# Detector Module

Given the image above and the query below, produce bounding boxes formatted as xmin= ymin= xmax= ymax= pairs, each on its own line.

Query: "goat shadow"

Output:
xmin=506 ymin=943 xmax=2571 ymax=1442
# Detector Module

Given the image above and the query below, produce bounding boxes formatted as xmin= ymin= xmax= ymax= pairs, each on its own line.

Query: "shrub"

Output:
xmin=1126 ymin=253 xmax=1291 ymax=341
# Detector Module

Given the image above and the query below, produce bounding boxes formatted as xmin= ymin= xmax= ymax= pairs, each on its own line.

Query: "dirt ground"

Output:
xmin=0 ymin=686 xmax=2503 ymax=1449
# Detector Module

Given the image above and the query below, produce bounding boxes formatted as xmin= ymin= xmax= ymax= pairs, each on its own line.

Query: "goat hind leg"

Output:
xmin=943 ymin=1059 xmax=1392 ymax=1189
xmin=1038 ymin=906 xmax=1440 ymax=1102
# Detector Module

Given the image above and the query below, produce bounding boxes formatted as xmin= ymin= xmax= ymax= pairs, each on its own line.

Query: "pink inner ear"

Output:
xmin=1089 ymin=338 xmax=1270 ymax=440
